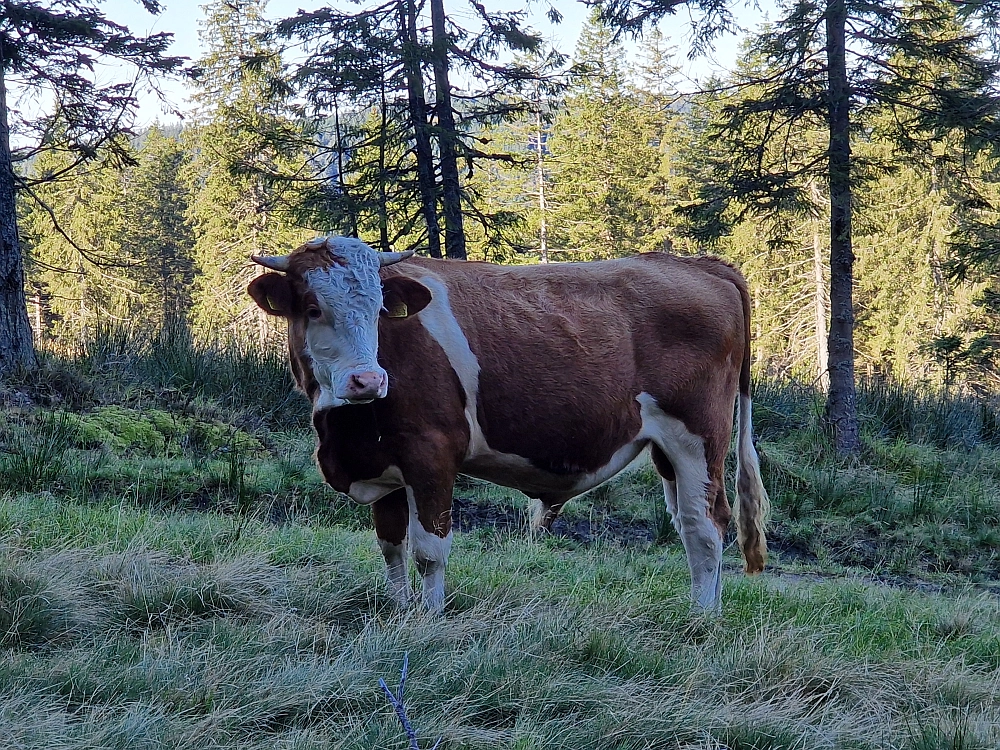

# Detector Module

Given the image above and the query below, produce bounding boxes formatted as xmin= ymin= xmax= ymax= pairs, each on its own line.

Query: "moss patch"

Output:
xmin=62 ymin=407 xmax=262 ymax=455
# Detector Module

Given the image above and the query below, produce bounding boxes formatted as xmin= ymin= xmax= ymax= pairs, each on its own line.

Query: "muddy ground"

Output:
xmin=450 ymin=495 xmax=1000 ymax=597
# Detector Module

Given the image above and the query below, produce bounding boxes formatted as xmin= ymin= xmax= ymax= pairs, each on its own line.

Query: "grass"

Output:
xmin=1 ymin=331 xmax=1000 ymax=748
xmin=0 ymin=502 xmax=998 ymax=749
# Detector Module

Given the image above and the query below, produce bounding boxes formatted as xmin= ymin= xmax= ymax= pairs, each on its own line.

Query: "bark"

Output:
xmin=333 ymin=102 xmax=359 ymax=238
xmin=824 ymin=0 xmax=859 ymax=454
xmin=809 ymin=181 xmax=829 ymax=392
xmin=377 ymin=73 xmax=391 ymax=252
xmin=536 ymin=107 xmax=548 ymax=264
xmin=813 ymin=222 xmax=829 ymax=392
xmin=429 ymin=0 xmax=466 ymax=260
xmin=33 ymin=290 xmax=42 ymax=346
xmin=0 ymin=60 xmax=37 ymax=375
xmin=399 ymin=0 xmax=442 ymax=259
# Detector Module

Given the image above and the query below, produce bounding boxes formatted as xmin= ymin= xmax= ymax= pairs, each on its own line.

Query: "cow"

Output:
xmin=248 ymin=236 xmax=769 ymax=614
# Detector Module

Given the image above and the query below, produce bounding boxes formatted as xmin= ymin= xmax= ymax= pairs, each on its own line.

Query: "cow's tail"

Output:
xmin=734 ymin=278 xmax=770 ymax=575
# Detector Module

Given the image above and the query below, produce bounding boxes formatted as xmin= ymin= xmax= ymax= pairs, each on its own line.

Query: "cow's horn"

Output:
xmin=251 ymin=254 xmax=291 ymax=272
xmin=378 ymin=250 xmax=416 ymax=267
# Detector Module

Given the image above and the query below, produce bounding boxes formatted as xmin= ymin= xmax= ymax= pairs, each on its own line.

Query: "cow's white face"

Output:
xmin=247 ymin=237 xmax=432 ymax=412
xmin=301 ymin=240 xmax=387 ymax=410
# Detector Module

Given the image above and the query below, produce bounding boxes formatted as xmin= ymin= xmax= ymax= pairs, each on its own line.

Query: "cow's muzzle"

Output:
xmin=343 ymin=370 xmax=387 ymax=404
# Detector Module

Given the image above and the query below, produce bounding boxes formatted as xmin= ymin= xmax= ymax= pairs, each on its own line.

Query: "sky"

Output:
xmin=95 ymin=0 xmax=774 ymax=126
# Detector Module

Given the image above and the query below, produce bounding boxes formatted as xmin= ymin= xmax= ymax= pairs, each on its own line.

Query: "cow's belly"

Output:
xmin=460 ymin=436 xmax=648 ymax=498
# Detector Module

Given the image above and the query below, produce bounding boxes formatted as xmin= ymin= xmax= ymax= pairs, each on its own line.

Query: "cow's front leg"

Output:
xmin=373 ymin=488 xmax=413 ymax=607
xmin=405 ymin=478 xmax=454 ymax=614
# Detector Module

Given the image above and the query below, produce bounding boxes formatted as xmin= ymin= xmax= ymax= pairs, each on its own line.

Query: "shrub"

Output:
xmin=0 ymin=412 xmax=78 ymax=492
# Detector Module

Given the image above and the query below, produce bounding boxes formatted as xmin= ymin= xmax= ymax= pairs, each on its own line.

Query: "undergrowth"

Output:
xmin=752 ymin=381 xmax=1000 ymax=580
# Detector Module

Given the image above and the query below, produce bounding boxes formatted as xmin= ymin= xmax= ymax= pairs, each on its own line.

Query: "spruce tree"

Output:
xmin=0 ymin=0 xmax=182 ymax=372
xmin=276 ymin=0 xmax=558 ymax=258
xmin=23 ymin=126 xmax=196 ymax=344
xmin=669 ymin=87 xmax=997 ymax=389
xmin=121 ymin=126 xmax=194 ymax=328
xmin=22 ymin=136 xmax=149 ymax=344
xmin=546 ymin=12 xmax=678 ymax=258
xmin=463 ymin=50 xmax=563 ymax=263
xmin=185 ymin=0 xmax=308 ymax=339
xmin=598 ymin=0 xmax=1000 ymax=454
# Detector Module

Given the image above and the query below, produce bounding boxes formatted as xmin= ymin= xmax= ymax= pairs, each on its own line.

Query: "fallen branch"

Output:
xmin=379 ymin=653 xmax=442 ymax=750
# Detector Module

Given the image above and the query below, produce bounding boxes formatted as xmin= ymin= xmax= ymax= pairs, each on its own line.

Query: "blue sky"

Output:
xmin=99 ymin=0 xmax=772 ymax=125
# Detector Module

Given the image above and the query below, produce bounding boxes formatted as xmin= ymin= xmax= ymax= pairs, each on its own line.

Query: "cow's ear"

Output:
xmin=248 ymin=273 xmax=297 ymax=317
xmin=381 ymin=276 xmax=432 ymax=319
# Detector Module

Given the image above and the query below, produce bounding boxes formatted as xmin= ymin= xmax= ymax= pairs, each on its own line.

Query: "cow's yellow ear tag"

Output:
xmin=385 ymin=300 xmax=408 ymax=318
xmin=266 ymin=295 xmax=282 ymax=312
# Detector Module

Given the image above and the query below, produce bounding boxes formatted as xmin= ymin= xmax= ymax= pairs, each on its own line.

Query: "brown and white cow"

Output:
xmin=248 ymin=236 xmax=769 ymax=613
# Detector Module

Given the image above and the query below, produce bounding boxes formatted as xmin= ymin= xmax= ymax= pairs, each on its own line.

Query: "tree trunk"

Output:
xmin=377 ymin=72 xmax=391 ymax=252
xmin=536 ymin=107 xmax=548 ymax=264
xmin=33 ymin=289 xmax=42 ymax=347
xmin=824 ymin=0 xmax=859 ymax=454
xmin=0 ymin=61 xmax=37 ymax=375
xmin=813 ymin=222 xmax=829 ymax=392
xmin=333 ymin=102 xmax=359 ymax=238
xmin=162 ymin=247 xmax=171 ymax=328
xmin=399 ymin=0 xmax=442 ymax=259
xmin=429 ymin=0 xmax=466 ymax=260
xmin=809 ymin=181 xmax=829 ymax=392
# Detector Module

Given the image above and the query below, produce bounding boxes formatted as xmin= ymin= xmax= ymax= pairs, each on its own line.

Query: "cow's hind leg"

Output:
xmin=650 ymin=445 xmax=681 ymax=538
xmin=641 ymin=395 xmax=724 ymax=613
xmin=373 ymin=488 xmax=413 ymax=607
xmin=530 ymin=493 xmax=571 ymax=534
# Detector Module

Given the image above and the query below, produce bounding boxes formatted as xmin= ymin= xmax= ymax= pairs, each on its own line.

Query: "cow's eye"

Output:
xmin=306 ymin=307 xmax=322 ymax=320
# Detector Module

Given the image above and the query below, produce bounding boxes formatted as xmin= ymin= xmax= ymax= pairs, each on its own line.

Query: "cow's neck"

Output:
xmin=313 ymin=402 xmax=393 ymax=493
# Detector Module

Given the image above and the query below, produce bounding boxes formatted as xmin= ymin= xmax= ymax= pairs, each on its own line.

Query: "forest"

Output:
xmin=3 ymin=0 xmax=1000 ymax=747
xmin=6 ymin=0 xmax=1000 ymax=404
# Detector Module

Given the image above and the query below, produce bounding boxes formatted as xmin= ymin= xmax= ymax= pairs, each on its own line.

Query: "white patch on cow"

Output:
xmin=411 ymin=274 xmax=490 ymax=457
xmin=637 ymin=392 xmax=723 ymax=613
xmin=405 ymin=486 xmax=452 ymax=614
xmin=348 ymin=465 xmax=405 ymax=505
xmin=530 ymin=498 xmax=558 ymax=531
xmin=302 ymin=238 xmax=387 ymax=410
xmin=377 ymin=538 xmax=412 ymax=606
xmin=661 ymin=477 xmax=680 ymax=536
xmin=570 ymin=440 xmax=647 ymax=494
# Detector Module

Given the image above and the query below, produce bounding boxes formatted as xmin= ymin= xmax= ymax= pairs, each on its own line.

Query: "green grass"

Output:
xmin=2 ymin=336 xmax=1000 ymax=748
xmin=0 ymin=498 xmax=998 ymax=749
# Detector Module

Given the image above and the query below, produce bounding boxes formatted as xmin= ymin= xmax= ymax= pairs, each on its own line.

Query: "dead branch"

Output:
xmin=379 ymin=653 xmax=442 ymax=750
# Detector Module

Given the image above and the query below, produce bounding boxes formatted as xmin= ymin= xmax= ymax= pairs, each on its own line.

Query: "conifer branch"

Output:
xmin=18 ymin=181 xmax=133 ymax=269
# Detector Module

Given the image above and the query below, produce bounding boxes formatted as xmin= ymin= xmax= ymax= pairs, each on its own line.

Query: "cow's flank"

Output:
xmin=248 ymin=236 xmax=769 ymax=613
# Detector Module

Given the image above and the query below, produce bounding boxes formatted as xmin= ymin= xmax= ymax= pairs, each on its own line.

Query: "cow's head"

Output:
xmin=248 ymin=236 xmax=431 ymax=411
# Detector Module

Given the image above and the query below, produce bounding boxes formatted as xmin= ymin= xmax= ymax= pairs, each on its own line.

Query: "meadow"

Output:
xmin=1 ymin=326 xmax=999 ymax=749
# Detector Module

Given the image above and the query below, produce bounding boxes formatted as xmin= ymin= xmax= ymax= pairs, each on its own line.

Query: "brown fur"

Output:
xmin=392 ymin=254 xmax=745 ymax=534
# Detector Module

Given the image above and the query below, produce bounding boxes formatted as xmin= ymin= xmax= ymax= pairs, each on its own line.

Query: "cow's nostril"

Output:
xmin=347 ymin=371 xmax=383 ymax=396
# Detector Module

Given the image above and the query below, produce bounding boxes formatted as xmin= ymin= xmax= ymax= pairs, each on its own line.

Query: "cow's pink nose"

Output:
xmin=345 ymin=371 xmax=384 ymax=400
